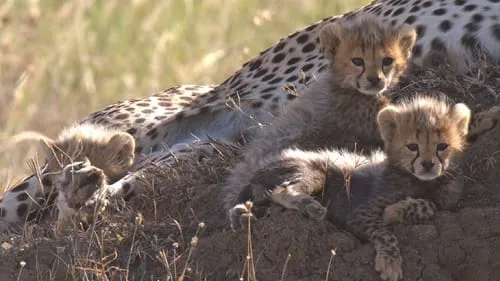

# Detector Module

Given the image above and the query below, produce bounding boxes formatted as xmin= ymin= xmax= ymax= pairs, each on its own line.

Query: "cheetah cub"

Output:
xmin=42 ymin=123 xmax=136 ymax=184
xmin=0 ymin=123 xmax=136 ymax=224
xmin=223 ymin=15 xmax=417 ymax=230
xmin=246 ymin=95 xmax=470 ymax=281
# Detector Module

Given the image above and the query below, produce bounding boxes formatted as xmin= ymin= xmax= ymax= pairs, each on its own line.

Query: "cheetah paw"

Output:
xmin=383 ymin=202 xmax=405 ymax=225
xmin=298 ymin=197 xmax=327 ymax=220
xmin=56 ymin=160 xmax=108 ymax=221
xmin=470 ymin=105 xmax=500 ymax=138
xmin=229 ymin=203 xmax=256 ymax=231
xmin=375 ymin=249 xmax=403 ymax=281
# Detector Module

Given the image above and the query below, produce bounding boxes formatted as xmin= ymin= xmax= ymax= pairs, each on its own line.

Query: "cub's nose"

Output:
xmin=367 ymin=76 xmax=381 ymax=86
xmin=421 ymin=160 xmax=435 ymax=171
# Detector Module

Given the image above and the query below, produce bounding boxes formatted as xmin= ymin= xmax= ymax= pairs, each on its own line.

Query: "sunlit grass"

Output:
xmin=0 ymin=0 xmax=369 ymax=189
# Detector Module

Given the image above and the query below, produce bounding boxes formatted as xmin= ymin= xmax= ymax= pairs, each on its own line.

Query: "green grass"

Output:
xmin=0 ymin=0 xmax=370 ymax=189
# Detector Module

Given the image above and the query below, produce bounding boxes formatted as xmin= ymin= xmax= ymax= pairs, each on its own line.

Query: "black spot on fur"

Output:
xmin=262 ymin=73 xmax=276 ymax=82
xmin=273 ymin=42 xmax=286 ymax=53
xmin=422 ymin=1 xmax=432 ymax=7
xmin=17 ymin=203 xmax=28 ymax=217
xmin=405 ymin=15 xmax=417 ymax=24
xmin=416 ymin=25 xmax=426 ymax=39
xmin=409 ymin=6 xmax=420 ymax=13
xmin=287 ymin=57 xmax=301 ymax=65
xmin=253 ymin=69 xmax=268 ymax=78
xmin=464 ymin=22 xmax=480 ymax=32
xmin=115 ymin=113 xmax=129 ymax=120
xmin=261 ymin=94 xmax=273 ymax=100
xmin=384 ymin=9 xmax=393 ymax=16
xmin=284 ymin=66 xmax=297 ymax=74
xmin=455 ymin=0 xmax=465 ymax=5
xmin=302 ymin=63 xmax=315 ymax=72
xmin=302 ymin=43 xmax=316 ymax=53
xmin=439 ymin=20 xmax=452 ymax=32
xmin=135 ymin=118 xmax=145 ymax=124
xmin=286 ymin=75 xmax=298 ymax=82
xmin=463 ymin=4 xmax=477 ymax=11
xmin=272 ymin=53 xmax=286 ymax=63
xmin=269 ymin=77 xmax=284 ymax=84
xmin=0 ymin=208 xmax=5 ymax=217
xmin=461 ymin=34 xmax=479 ymax=49
xmin=261 ymin=87 xmax=276 ymax=93
xmin=431 ymin=38 xmax=447 ymax=52
xmin=305 ymin=23 xmax=318 ymax=32
xmin=16 ymin=193 xmax=29 ymax=201
xmin=472 ymin=14 xmax=484 ymax=23
xmin=393 ymin=7 xmax=405 ymax=16
xmin=296 ymin=34 xmax=309 ymax=44
xmin=12 ymin=182 xmax=29 ymax=192
xmin=432 ymin=8 xmax=447 ymax=15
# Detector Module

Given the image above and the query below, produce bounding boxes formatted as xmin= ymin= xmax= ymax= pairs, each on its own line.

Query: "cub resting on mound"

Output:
xmin=244 ymin=95 xmax=471 ymax=281
xmin=223 ymin=15 xmax=418 ymax=229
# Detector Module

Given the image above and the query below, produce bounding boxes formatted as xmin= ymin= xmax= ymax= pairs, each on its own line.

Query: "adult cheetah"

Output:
xmin=1 ymin=0 xmax=500 ymax=230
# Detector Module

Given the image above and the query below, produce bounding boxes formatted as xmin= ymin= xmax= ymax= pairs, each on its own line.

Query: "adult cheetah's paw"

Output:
xmin=469 ymin=105 xmax=500 ymax=140
xmin=229 ymin=203 xmax=256 ymax=231
xmin=375 ymin=248 xmax=403 ymax=281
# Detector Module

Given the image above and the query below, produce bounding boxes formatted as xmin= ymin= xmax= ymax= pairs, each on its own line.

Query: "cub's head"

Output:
xmin=319 ymin=15 xmax=417 ymax=95
xmin=41 ymin=124 xmax=135 ymax=184
xmin=377 ymin=95 xmax=471 ymax=181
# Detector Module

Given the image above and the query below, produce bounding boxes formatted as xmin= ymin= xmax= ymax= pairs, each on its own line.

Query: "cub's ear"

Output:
xmin=377 ymin=105 xmax=400 ymax=144
xmin=450 ymin=103 xmax=471 ymax=136
xmin=319 ymin=22 xmax=343 ymax=62
xmin=393 ymin=24 xmax=417 ymax=59
xmin=106 ymin=132 xmax=136 ymax=168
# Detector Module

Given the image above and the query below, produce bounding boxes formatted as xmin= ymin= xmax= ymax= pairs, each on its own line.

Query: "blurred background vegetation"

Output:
xmin=0 ymin=0 xmax=369 ymax=189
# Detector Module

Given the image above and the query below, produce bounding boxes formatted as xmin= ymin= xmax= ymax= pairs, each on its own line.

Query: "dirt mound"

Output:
xmin=1 ymin=59 xmax=500 ymax=281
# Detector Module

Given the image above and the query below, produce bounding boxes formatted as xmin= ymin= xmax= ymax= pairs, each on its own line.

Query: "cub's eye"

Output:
xmin=351 ymin=58 xmax=364 ymax=66
xmin=406 ymin=143 xmax=419 ymax=152
xmin=382 ymin=57 xmax=394 ymax=66
xmin=436 ymin=143 xmax=449 ymax=151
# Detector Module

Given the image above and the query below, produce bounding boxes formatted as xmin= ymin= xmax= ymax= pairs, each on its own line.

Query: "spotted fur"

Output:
xmin=224 ymin=15 xmax=417 ymax=230
xmin=2 ymin=0 xmax=500 ymax=231
xmin=238 ymin=95 xmax=469 ymax=281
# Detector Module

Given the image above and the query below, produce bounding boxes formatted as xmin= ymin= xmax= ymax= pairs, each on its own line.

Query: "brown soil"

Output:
xmin=1 ymin=59 xmax=500 ymax=281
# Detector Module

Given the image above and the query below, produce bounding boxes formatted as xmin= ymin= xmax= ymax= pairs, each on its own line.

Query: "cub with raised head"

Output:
xmin=245 ymin=95 xmax=470 ymax=281
xmin=223 ymin=15 xmax=417 ymax=230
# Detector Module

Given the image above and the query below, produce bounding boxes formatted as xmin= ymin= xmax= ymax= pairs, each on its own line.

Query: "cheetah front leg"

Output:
xmin=348 ymin=196 xmax=405 ymax=281
xmin=468 ymin=105 xmax=500 ymax=142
